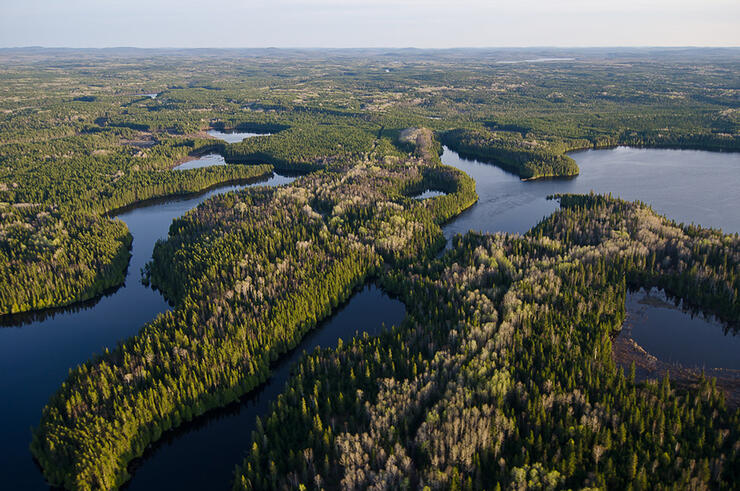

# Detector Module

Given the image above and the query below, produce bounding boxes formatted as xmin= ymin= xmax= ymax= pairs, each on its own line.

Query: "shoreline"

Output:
xmin=2 ymin=170 xmax=275 ymax=321
xmin=612 ymin=326 xmax=740 ymax=407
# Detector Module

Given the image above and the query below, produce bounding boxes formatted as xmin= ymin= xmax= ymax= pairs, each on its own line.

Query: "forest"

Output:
xmin=0 ymin=47 xmax=737 ymax=489
xmin=236 ymin=194 xmax=740 ymax=489
xmin=2 ymin=48 xmax=737 ymax=315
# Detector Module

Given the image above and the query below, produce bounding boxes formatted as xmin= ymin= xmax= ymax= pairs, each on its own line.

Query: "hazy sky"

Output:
xmin=1 ymin=0 xmax=738 ymax=48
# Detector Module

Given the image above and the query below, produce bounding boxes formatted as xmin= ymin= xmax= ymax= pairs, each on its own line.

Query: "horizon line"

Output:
xmin=2 ymin=45 xmax=740 ymax=50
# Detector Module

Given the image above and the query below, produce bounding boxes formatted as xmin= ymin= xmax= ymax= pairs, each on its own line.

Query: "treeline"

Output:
xmin=30 ymin=155 xmax=478 ymax=489
xmin=592 ymin=130 xmax=739 ymax=152
xmin=401 ymin=164 xmax=477 ymax=225
xmin=223 ymin=124 xmax=388 ymax=173
xmin=440 ymin=128 xmax=580 ymax=179
xmin=536 ymin=193 xmax=740 ymax=328
xmin=0 ymin=161 xmax=272 ymax=315
xmin=3 ymin=53 xmax=738 ymax=318
xmin=0 ymin=121 xmax=275 ymax=314
xmin=235 ymin=194 xmax=739 ymax=489
xmin=0 ymin=207 xmax=131 ymax=315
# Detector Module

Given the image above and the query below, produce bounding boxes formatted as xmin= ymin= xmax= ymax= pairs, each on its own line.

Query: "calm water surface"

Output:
xmin=207 ymin=129 xmax=270 ymax=144
xmin=174 ymin=132 xmax=272 ymax=170
xmin=440 ymin=145 xmax=740 ymax=371
xmin=3 ymin=145 xmax=739 ymax=488
xmin=412 ymin=189 xmax=446 ymax=200
xmin=124 ymin=284 xmax=405 ymax=490
xmin=174 ymin=153 xmax=228 ymax=170
xmin=440 ymin=145 xmax=740 ymax=240
xmin=0 ymin=172 xmax=295 ymax=489
xmin=624 ymin=288 xmax=739 ymax=370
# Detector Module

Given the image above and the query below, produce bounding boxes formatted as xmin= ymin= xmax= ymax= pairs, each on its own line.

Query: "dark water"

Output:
xmin=440 ymin=146 xmax=740 ymax=372
xmin=625 ymin=289 xmax=739 ymax=369
xmin=3 ymin=145 xmax=739 ymax=488
xmin=440 ymin=146 xmax=740 ymax=240
xmin=124 ymin=284 xmax=405 ymax=490
xmin=0 ymin=173 xmax=295 ymax=489
xmin=131 ymin=145 xmax=739 ymax=488
xmin=207 ymin=130 xmax=269 ymax=144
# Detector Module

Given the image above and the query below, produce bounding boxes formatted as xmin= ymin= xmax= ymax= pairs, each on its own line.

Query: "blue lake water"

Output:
xmin=207 ymin=129 xmax=269 ymax=144
xmin=2 ymin=144 xmax=738 ymax=488
xmin=174 ymin=153 xmax=229 ymax=170
xmin=0 ymin=172 xmax=295 ymax=489
xmin=440 ymin=145 xmax=740 ymax=371
xmin=624 ymin=288 xmax=739 ymax=370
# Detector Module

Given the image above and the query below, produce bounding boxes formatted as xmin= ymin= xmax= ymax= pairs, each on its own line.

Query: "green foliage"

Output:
xmin=0 ymin=205 xmax=131 ymax=314
xmin=440 ymin=128 xmax=580 ymax=179
xmin=2 ymin=48 xmax=738 ymax=489
xmin=235 ymin=195 xmax=740 ymax=490
xmin=224 ymin=124 xmax=384 ymax=172
xmin=29 ymin=153 xmax=477 ymax=489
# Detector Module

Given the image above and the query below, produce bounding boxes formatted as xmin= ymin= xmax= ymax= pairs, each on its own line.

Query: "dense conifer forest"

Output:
xmin=0 ymin=48 xmax=738 ymax=489
xmin=234 ymin=195 xmax=740 ymax=489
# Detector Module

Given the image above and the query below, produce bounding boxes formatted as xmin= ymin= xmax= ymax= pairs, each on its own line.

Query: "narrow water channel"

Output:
xmin=3 ymin=144 xmax=739 ymax=488
xmin=0 ymin=167 xmax=295 ymax=489
xmin=128 ymin=145 xmax=739 ymax=488
xmin=124 ymin=284 xmax=405 ymax=490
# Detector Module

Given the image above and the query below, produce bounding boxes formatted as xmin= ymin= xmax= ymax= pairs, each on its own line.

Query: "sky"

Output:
xmin=1 ymin=0 xmax=738 ymax=48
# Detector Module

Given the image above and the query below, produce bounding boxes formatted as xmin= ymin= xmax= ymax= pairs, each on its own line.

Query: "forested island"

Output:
xmin=0 ymin=47 xmax=738 ymax=490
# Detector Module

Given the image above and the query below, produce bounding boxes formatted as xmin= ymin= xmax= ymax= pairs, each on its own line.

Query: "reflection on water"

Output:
xmin=440 ymin=145 xmax=740 ymax=375
xmin=124 ymin=284 xmax=406 ymax=490
xmin=5 ymin=144 xmax=739 ymax=487
xmin=173 ymin=153 xmax=227 ymax=170
xmin=440 ymin=146 xmax=740 ymax=239
xmin=0 ymin=174 xmax=296 ymax=490
xmin=624 ymin=288 xmax=739 ymax=370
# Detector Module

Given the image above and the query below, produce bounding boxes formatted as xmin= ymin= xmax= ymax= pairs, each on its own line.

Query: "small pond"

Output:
xmin=624 ymin=288 xmax=739 ymax=370
xmin=412 ymin=189 xmax=447 ymax=200
xmin=207 ymin=129 xmax=270 ymax=144
xmin=173 ymin=153 xmax=228 ymax=171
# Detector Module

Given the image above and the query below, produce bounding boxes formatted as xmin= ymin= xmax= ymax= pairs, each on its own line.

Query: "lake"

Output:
xmin=440 ymin=146 xmax=740 ymax=240
xmin=624 ymin=288 xmax=739 ymax=370
xmin=3 ymin=144 xmax=738 ymax=488
xmin=173 ymin=130 xmax=272 ymax=170
xmin=440 ymin=145 xmax=740 ymax=378
xmin=207 ymin=129 xmax=270 ymax=144
xmin=173 ymin=153 xmax=229 ymax=171
xmin=0 ymin=173 xmax=295 ymax=489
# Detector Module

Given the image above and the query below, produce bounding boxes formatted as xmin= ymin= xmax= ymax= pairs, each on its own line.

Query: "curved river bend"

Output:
xmin=0 ymin=153 xmax=294 ymax=488
xmin=0 ymin=144 xmax=738 ymax=488
xmin=125 ymin=285 xmax=404 ymax=490
xmin=124 ymin=145 xmax=740 ymax=487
